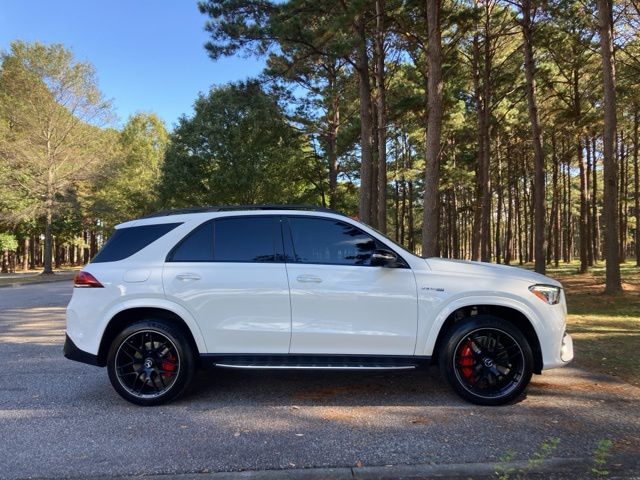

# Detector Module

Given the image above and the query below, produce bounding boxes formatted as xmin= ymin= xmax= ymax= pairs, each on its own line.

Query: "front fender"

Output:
xmin=416 ymin=294 xmax=542 ymax=357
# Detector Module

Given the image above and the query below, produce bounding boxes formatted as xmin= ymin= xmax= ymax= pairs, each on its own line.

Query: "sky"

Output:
xmin=0 ymin=0 xmax=265 ymax=129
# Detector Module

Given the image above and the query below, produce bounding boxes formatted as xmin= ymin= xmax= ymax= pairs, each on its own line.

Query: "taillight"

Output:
xmin=73 ymin=271 xmax=104 ymax=288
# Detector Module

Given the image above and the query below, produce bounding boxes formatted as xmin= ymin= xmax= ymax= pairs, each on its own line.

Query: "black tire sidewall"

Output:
xmin=439 ymin=315 xmax=534 ymax=406
xmin=107 ymin=319 xmax=195 ymax=406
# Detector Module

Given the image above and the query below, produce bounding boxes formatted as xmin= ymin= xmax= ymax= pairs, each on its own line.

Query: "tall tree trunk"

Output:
xmin=495 ymin=146 xmax=503 ymax=264
xmin=619 ymin=129 xmax=628 ymax=262
xmin=375 ymin=0 xmax=387 ymax=233
xmin=551 ymin=132 xmax=560 ymax=267
xmin=633 ymin=106 xmax=640 ymax=267
xmin=506 ymin=144 xmax=514 ymax=265
xmin=586 ymin=137 xmax=594 ymax=266
xmin=471 ymin=31 xmax=484 ymax=262
xmin=567 ymin=154 xmax=573 ymax=262
xmin=422 ymin=0 xmax=443 ymax=258
xmin=592 ymin=137 xmax=600 ymax=261
xmin=578 ymin=138 xmax=589 ymax=272
xmin=327 ymin=67 xmax=340 ymax=209
xmin=521 ymin=0 xmax=546 ymax=274
xmin=43 ymin=201 xmax=54 ymax=275
xmin=354 ymin=14 xmax=375 ymax=225
xmin=480 ymin=4 xmax=492 ymax=262
xmin=370 ymin=103 xmax=379 ymax=226
xmin=408 ymin=179 xmax=415 ymax=251
xmin=597 ymin=0 xmax=621 ymax=293
xmin=22 ymin=237 xmax=29 ymax=271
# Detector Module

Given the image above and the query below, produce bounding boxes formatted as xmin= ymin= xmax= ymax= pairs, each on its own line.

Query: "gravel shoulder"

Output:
xmin=0 ymin=282 xmax=638 ymax=480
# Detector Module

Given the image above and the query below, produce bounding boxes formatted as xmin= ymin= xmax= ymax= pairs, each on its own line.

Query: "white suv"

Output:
xmin=64 ymin=205 xmax=573 ymax=406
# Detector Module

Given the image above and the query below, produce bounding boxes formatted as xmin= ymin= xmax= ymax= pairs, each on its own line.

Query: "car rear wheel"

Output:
xmin=107 ymin=320 xmax=195 ymax=406
xmin=439 ymin=315 xmax=533 ymax=406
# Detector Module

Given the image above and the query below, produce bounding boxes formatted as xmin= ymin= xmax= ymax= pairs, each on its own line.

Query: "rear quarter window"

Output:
xmin=92 ymin=223 xmax=181 ymax=263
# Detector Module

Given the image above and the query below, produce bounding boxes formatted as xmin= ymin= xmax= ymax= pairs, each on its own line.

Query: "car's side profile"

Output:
xmin=64 ymin=205 xmax=574 ymax=406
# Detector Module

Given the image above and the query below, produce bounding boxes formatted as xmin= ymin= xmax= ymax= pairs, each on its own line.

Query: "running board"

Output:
xmin=200 ymin=354 xmax=430 ymax=370
xmin=214 ymin=363 xmax=416 ymax=370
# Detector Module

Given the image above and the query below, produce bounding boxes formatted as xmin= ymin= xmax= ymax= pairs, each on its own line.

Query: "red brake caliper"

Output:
xmin=458 ymin=340 xmax=476 ymax=383
xmin=161 ymin=354 xmax=177 ymax=378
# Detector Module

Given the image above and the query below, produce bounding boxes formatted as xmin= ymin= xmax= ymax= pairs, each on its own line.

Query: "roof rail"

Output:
xmin=139 ymin=204 xmax=344 ymax=219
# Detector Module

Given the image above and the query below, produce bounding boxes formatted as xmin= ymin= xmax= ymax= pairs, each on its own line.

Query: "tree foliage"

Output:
xmin=160 ymin=80 xmax=320 ymax=206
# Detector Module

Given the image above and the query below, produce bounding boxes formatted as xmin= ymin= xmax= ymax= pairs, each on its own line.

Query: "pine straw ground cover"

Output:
xmin=543 ymin=261 xmax=640 ymax=387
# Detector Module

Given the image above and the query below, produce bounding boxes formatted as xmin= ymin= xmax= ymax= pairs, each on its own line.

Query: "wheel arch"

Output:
xmin=97 ymin=306 xmax=203 ymax=367
xmin=428 ymin=303 xmax=543 ymax=374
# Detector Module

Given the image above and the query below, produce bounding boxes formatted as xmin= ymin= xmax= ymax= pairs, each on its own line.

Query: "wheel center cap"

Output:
xmin=144 ymin=358 xmax=154 ymax=369
xmin=483 ymin=358 xmax=494 ymax=368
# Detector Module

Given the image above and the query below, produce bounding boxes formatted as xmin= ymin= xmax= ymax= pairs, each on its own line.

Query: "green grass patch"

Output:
xmin=0 ymin=270 xmax=76 ymax=287
xmin=545 ymin=261 xmax=640 ymax=386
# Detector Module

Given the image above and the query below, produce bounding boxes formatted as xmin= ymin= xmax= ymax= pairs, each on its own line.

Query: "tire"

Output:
xmin=107 ymin=320 xmax=196 ymax=406
xmin=438 ymin=315 xmax=533 ymax=406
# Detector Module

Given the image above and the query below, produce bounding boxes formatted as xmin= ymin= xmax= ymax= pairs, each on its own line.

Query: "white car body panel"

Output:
xmin=66 ymin=261 xmax=208 ymax=356
xmin=286 ymin=263 xmax=418 ymax=355
xmin=162 ymin=262 xmax=291 ymax=353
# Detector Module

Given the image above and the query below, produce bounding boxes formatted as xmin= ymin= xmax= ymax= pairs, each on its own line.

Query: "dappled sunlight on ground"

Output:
xmin=0 ymin=307 xmax=66 ymax=344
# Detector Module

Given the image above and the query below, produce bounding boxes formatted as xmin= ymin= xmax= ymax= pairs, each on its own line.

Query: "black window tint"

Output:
xmin=214 ymin=217 xmax=278 ymax=262
xmin=169 ymin=222 xmax=213 ymax=262
xmin=288 ymin=218 xmax=376 ymax=266
xmin=92 ymin=223 xmax=181 ymax=263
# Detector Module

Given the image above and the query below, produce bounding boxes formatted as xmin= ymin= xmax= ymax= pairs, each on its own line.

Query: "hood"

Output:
xmin=425 ymin=258 xmax=562 ymax=287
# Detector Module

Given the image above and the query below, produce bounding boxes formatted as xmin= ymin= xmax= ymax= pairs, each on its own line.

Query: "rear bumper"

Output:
xmin=63 ymin=334 xmax=102 ymax=367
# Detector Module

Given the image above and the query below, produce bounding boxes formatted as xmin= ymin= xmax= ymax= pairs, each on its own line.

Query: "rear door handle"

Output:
xmin=296 ymin=274 xmax=322 ymax=283
xmin=176 ymin=273 xmax=201 ymax=281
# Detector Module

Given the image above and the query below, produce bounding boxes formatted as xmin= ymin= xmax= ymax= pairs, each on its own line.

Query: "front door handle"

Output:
xmin=176 ymin=273 xmax=201 ymax=281
xmin=296 ymin=274 xmax=322 ymax=283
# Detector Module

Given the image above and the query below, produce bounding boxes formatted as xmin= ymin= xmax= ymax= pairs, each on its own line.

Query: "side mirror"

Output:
xmin=371 ymin=249 xmax=398 ymax=267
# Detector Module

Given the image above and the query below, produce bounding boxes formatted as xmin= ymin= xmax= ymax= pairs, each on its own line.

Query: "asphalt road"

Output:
xmin=0 ymin=282 xmax=639 ymax=479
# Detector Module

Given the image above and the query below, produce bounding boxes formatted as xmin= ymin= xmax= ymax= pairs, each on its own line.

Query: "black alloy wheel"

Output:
xmin=439 ymin=315 xmax=533 ymax=406
xmin=107 ymin=320 xmax=195 ymax=406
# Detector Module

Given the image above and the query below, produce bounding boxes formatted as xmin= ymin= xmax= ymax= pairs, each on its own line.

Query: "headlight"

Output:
xmin=529 ymin=284 xmax=561 ymax=305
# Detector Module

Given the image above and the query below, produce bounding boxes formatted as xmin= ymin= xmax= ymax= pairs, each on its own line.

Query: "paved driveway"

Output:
xmin=0 ymin=282 xmax=638 ymax=479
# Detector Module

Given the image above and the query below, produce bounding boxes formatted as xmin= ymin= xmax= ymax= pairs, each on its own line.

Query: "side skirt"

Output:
xmin=199 ymin=354 xmax=431 ymax=370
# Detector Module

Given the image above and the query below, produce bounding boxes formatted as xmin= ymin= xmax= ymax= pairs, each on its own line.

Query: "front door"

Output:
xmin=162 ymin=215 xmax=291 ymax=354
xmin=284 ymin=216 xmax=418 ymax=356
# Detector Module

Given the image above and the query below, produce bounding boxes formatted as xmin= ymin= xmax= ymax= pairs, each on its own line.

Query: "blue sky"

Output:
xmin=0 ymin=0 xmax=264 ymax=129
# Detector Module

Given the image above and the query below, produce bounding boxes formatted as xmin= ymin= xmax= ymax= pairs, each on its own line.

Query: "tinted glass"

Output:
xmin=214 ymin=217 xmax=279 ymax=262
xmin=169 ymin=222 xmax=213 ymax=262
xmin=92 ymin=223 xmax=181 ymax=263
xmin=288 ymin=217 xmax=376 ymax=266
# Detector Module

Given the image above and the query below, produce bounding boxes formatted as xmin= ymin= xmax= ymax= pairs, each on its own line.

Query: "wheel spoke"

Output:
xmin=157 ymin=371 xmax=167 ymax=388
xmin=125 ymin=341 xmax=144 ymax=355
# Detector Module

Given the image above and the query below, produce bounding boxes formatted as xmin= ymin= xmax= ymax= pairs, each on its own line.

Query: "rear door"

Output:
xmin=284 ymin=216 xmax=418 ymax=356
xmin=162 ymin=215 xmax=291 ymax=354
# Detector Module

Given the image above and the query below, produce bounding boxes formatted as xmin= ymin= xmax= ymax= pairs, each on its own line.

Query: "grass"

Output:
xmin=543 ymin=261 xmax=640 ymax=386
xmin=0 ymin=269 xmax=77 ymax=287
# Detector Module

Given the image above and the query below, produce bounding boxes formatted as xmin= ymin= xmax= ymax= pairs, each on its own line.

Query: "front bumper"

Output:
xmin=560 ymin=332 xmax=574 ymax=363
xmin=63 ymin=334 xmax=102 ymax=367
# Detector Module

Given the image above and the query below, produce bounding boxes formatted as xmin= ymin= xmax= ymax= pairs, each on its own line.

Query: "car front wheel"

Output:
xmin=439 ymin=315 xmax=533 ymax=406
xmin=107 ymin=320 xmax=195 ymax=406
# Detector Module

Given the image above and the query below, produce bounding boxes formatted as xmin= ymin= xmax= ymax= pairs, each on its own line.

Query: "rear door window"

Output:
xmin=167 ymin=216 xmax=282 ymax=263
xmin=214 ymin=217 xmax=281 ymax=262
xmin=92 ymin=223 xmax=181 ymax=263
